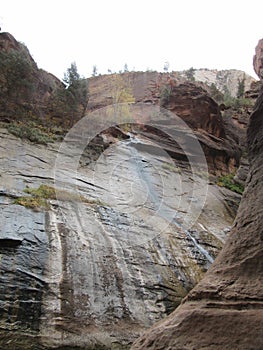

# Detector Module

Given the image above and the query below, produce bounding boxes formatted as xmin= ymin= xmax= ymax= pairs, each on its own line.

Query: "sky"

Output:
xmin=1 ymin=0 xmax=262 ymax=81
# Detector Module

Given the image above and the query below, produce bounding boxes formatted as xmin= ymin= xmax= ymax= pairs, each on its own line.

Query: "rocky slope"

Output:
xmin=131 ymin=41 xmax=263 ymax=350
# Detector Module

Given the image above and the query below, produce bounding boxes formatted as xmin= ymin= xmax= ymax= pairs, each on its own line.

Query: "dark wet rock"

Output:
xmin=0 ymin=204 xmax=47 ymax=334
xmin=0 ymin=237 xmax=22 ymax=248
xmin=0 ymin=120 xmax=235 ymax=348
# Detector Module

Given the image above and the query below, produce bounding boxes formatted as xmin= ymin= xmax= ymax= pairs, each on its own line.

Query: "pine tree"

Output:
xmin=63 ymin=62 xmax=80 ymax=86
xmin=52 ymin=62 xmax=89 ymax=124
xmin=237 ymin=76 xmax=245 ymax=98
xmin=92 ymin=65 xmax=98 ymax=77
xmin=185 ymin=67 xmax=195 ymax=81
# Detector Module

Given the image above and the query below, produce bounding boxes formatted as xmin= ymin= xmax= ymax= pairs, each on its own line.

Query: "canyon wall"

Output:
xmin=131 ymin=40 xmax=263 ymax=350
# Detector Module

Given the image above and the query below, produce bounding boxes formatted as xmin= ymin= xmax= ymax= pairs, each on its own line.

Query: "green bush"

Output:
xmin=14 ymin=196 xmax=49 ymax=210
xmin=7 ymin=121 xmax=55 ymax=144
xmin=217 ymin=173 xmax=244 ymax=194
xmin=185 ymin=67 xmax=195 ymax=81
xmin=162 ymin=162 xmax=181 ymax=173
xmin=14 ymin=184 xmax=55 ymax=210
xmin=14 ymin=184 xmax=104 ymax=211
xmin=0 ymin=47 xmax=36 ymax=104
xmin=160 ymin=85 xmax=172 ymax=106
xmin=24 ymin=184 xmax=56 ymax=199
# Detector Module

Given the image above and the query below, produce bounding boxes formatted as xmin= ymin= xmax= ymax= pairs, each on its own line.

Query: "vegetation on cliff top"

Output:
xmin=0 ymin=45 xmax=36 ymax=107
xmin=0 ymin=40 xmax=90 ymax=128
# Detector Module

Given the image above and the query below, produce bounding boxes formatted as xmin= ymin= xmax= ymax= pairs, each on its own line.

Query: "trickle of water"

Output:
xmin=127 ymin=137 xmax=214 ymax=265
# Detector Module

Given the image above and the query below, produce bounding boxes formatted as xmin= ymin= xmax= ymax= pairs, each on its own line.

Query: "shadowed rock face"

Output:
xmin=131 ymin=85 xmax=263 ymax=349
xmin=160 ymin=82 xmax=241 ymax=175
xmin=162 ymin=82 xmax=225 ymax=138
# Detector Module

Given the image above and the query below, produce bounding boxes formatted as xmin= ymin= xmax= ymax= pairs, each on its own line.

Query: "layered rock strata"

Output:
xmin=131 ymin=74 xmax=263 ymax=350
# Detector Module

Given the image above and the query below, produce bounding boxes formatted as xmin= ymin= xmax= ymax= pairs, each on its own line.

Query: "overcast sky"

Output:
xmin=1 ymin=0 xmax=262 ymax=80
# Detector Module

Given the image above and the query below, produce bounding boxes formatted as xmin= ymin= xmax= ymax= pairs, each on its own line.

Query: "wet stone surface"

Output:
xmin=0 ymin=204 xmax=47 ymax=332
xmin=0 ymin=127 xmax=238 ymax=349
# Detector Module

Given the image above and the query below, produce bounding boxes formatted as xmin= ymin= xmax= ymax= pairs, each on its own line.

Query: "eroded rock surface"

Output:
xmin=253 ymin=38 xmax=263 ymax=79
xmin=88 ymin=75 xmax=248 ymax=176
xmin=160 ymin=82 xmax=241 ymax=175
xmin=131 ymin=87 xmax=263 ymax=349
xmin=0 ymin=32 xmax=63 ymax=119
xmin=0 ymin=107 xmax=236 ymax=349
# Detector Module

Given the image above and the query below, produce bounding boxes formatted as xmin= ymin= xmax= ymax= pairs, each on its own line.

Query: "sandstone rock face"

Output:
xmin=253 ymin=38 xmax=263 ymax=79
xmin=87 ymin=71 xmax=179 ymax=110
xmin=162 ymin=82 xmax=225 ymax=138
xmin=0 ymin=101 xmax=237 ymax=349
xmin=88 ymin=76 xmax=242 ymax=176
xmin=0 ymin=32 xmax=63 ymax=119
xmin=161 ymin=82 xmax=241 ymax=175
xmin=131 ymin=85 xmax=263 ymax=350
xmin=0 ymin=32 xmax=35 ymax=64
xmin=88 ymin=69 xmax=256 ymax=111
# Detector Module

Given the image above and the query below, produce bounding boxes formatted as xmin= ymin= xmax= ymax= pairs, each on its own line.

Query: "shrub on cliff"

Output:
xmin=7 ymin=121 xmax=57 ymax=144
xmin=185 ymin=67 xmax=195 ymax=81
xmin=217 ymin=173 xmax=244 ymax=194
xmin=50 ymin=62 xmax=89 ymax=125
xmin=0 ymin=47 xmax=36 ymax=108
